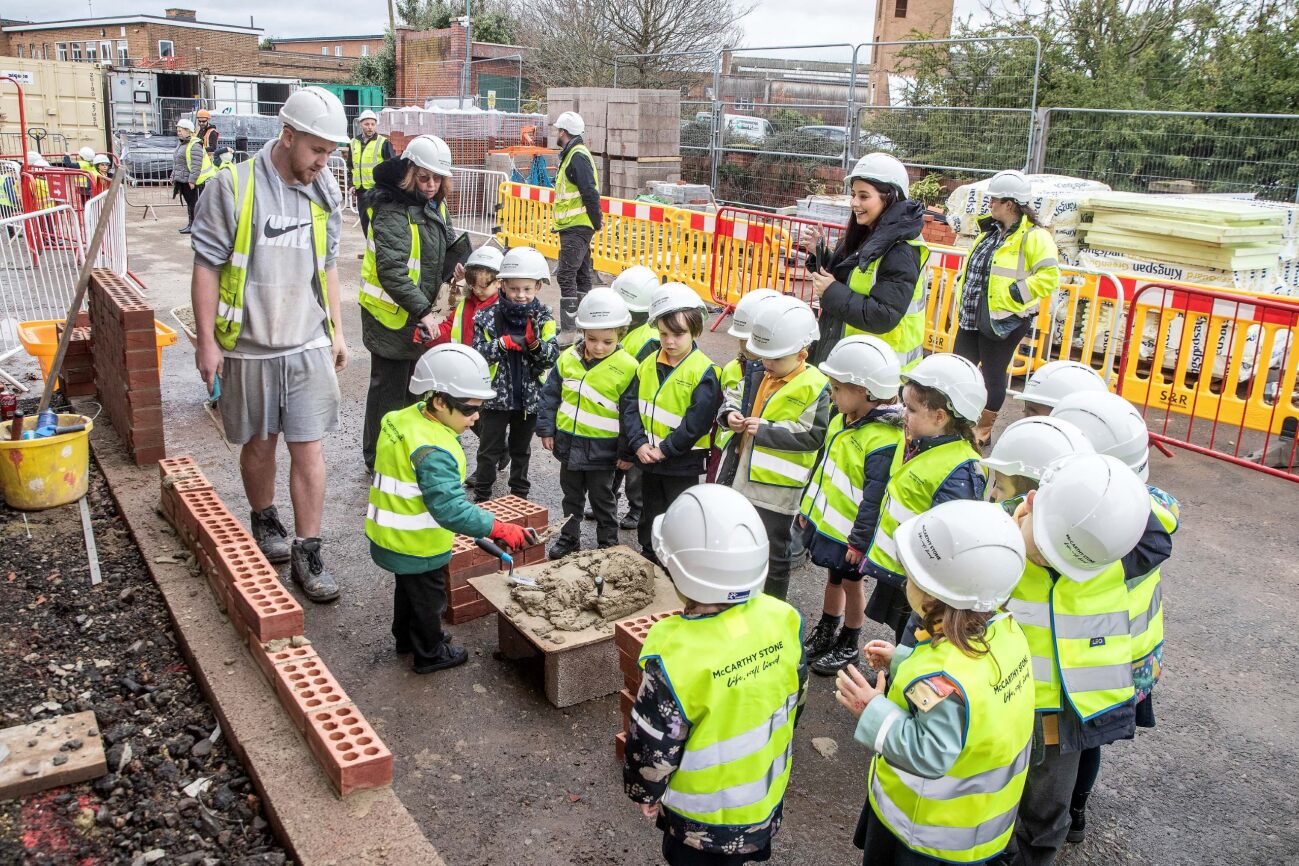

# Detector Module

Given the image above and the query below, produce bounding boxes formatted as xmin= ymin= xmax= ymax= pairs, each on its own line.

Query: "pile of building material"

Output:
xmin=210 ymin=114 xmax=286 ymax=152
xmin=797 ymin=194 xmax=852 ymax=224
xmin=643 ymin=180 xmax=715 ymax=209
xmin=547 ymin=88 xmax=681 ymax=200
xmin=944 ymin=174 xmax=1112 ymax=262
xmin=377 ymin=106 xmax=549 ymax=166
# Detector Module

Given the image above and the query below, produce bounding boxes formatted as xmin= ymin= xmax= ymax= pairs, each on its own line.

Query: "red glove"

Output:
xmin=489 ymin=520 xmax=532 ymax=551
xmin=525 ymin=318 xmax=538 ymax=348
xmin=499 ymin=335 xmax=525 ymax=352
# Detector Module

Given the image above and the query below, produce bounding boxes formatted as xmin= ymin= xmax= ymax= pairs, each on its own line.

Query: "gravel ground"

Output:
xmin=0 ymin=456 xmax=287 ymax=866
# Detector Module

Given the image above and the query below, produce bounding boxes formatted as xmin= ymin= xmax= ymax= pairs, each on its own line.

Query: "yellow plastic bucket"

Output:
xmin=0 ymin=414 xmax=94 ymax=510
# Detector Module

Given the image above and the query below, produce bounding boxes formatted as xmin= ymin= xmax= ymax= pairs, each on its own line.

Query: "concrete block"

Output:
xmin=304 ymin=705 xmax=393 ymax=796
xmin=544 ymin=638 xmax=623 ymax=708
xmin=497 ymin=616 xmax=539 ymax=661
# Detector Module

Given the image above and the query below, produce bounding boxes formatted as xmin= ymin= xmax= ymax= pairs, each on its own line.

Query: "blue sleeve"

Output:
xmin=849 ymin=444 xmax=897 ymax=551
xmin=660 ymin=367 xmax=723 ymax=458
xmin=536 ymin=362 xmax=563 ymax=438
xmin=412 ymin=446 xmax=495 ymax=538
xmin=931 ymin=459 xmax=986 ymax=506
xmin=1122 ymin=510 xmax=1173 ymax=581
xmin=855 ymin=677 xmax=968 ymax=779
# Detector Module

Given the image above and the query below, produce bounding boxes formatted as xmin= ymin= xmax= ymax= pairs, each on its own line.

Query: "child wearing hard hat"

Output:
xmin=623 ymin=484 xmax=807 ymax=866
xmin=1003 ymin=452 xmax=1151 ymax=865
xmin=1012 ymin=359 xmax=1108 ymax=418
xmin=446 ymin=245 xmax=502 ymax=346
xmin=798 ymin=335 xmax=904 ymax=675
xmin=620 ymin=284 xmax=723 ymax=565
xmin=835 ymin=499 xmax=1035 ymax=866
xmin=716 ymin=296 xmax=831 ymax=601
xmin=1050 ymin=391 xmax=1178 ymax=845
xmin=470 ymin=245 xmax=559 ymax=502
xmin=981 ymin=415 xmax=1094 ymax=513
xmin=713 ymin=289 xmax=784 ymax=465
xmin=607 ymin=265 xmax=663 ymax=531
xmin=366 ymin=344 xmax=534 ymax=674
xmin=537 ymin=287 xmax=639 ymax=557
xmin=862 ymin=353 xmax=988 ymax=641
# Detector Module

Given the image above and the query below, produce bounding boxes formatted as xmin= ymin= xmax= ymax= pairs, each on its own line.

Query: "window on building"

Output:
xmin=321 ymin=47 xmax=329 ymax=55
xmin=15 ymin=45 xmax=23 ymax=58
xmin=71 ymin=43 xmax=82 ymax=61
xmin=158 ymin=40 xmax=174 ymax=58
xmin=361 ymin=44 xmax=369 ymax=57
xmin=120 ymin=26 xmax=126 ymax=36
xmin=29 ymin=43 xmax=36 ymax=57
xmin=117 ymin=40 xmax=129 ymax=62
xmin=85 ymin=42 xmax=98 ymax=61
xmin=895 ymin=0 xmax=907 ymax=16
xmin=335 ymin=46 xmax=342 ymax=56
xmin=56 ymin=42 xmax=67 ymax=61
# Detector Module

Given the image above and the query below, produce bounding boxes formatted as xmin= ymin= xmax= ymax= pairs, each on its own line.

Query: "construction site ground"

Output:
xmin=34 ymin=201 xmax=1298 ymax=865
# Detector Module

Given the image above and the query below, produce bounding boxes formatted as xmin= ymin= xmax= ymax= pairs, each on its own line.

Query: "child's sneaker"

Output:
xmin=811 ymin=629 xmax=861 ymax=676
xmin=802 ymin=615 xmax=841 ymax=660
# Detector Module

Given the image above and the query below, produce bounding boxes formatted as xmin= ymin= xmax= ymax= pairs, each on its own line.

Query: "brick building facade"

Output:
xmin=395 ymin=23 xmax=530 ymax=107
xmin=267 ymin=35 xmax=385 ymax=59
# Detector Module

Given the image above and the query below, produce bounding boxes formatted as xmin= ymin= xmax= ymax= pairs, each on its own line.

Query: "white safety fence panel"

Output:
xmin=83 ymin=188 xmax=129 ymax=276
xmin=449 ymin=168 xmax=508 ymax=239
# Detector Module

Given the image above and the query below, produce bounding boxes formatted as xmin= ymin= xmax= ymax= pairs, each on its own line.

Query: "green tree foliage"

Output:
xmin=396 ymin=0 xmax=516 ymax=43
xmin=353 ymin=32 xmax=397 ymax=97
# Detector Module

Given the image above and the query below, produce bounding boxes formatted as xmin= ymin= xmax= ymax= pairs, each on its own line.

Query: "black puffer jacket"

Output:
xmin=807 ymin=199 xmax=926 ymax=366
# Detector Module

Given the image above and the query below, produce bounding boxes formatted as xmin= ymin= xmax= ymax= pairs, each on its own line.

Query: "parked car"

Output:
xmin=723 ymin=115 xmax=774 ymax=143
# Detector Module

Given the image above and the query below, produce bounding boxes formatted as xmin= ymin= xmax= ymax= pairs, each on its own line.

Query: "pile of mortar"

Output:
xmin=505 ymin=548 xmax=657 ymax=638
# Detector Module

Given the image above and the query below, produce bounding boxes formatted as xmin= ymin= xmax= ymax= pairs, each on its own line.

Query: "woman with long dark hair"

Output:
xmin=806 ymin=153 xmax=929 ymax=370
xmin=950 ymin=169 xmax=1061 ymax=446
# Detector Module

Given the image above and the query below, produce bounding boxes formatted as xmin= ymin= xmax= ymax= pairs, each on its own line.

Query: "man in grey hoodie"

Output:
xmin=189 ymin=87 xmax=351 ymax=604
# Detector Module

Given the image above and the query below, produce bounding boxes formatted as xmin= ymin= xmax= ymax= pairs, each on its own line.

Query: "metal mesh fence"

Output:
xmin=0 ymin=206 xmax=85 ymax=387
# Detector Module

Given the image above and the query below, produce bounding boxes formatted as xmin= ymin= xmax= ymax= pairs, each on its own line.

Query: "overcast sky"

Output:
xmin=16 ymin=0 xmax=989 ymax=48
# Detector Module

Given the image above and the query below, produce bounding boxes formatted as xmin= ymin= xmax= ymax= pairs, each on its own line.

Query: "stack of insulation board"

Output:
xmin=797 ymin=194 xmax=853 ymax=225
xmin=547 ymin=88 xmax=681 ymax=200
xmin=944 ymin=175 xmax=1112 ymax=262
xmin=1076 ymin=193 xmax=1287 ymax=294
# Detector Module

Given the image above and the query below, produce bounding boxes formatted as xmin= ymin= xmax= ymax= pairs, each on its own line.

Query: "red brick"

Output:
xmin=250 ymin=641 xmax=318 ymax=685
xmin=158 ymin=456 xmax=198 ymax=478
xmin=176 ymin=489 xmax=226 ymax=542
xmin=126 ymin=405 xmax=165 ymax=430
xmin=131 ymin=445 xmax=167 ymax=467
xmin=619 ymin=687 xmax=634 ymax=727
xmin=515 ymin=543 xmax=546 ymax=567
xmin=490 ymin=495 xmax=549 ymax=529
xmin=447 ymin=557 xmax=498 ymax=585
xmin=61 ymin=381 xmax=97 ymax=398
xmin=614 ymin=609 xmax=681 ymax=657
xmin=304 ymin=705 xmax=393 ymax=796
xmin=273 ymin=656 xmax=354 ymax=731
xmin=212 ymin=541 xmax=271 ymax=590
xmin=619 ymin=647 xmax=643 ymax=692
xmin=614 ymin=731 xmax=627 ymax=763
xmin=230 ymin=572 xmax=304 ymax=643
xmin=442 ymin=596 xmax=495 ymax=624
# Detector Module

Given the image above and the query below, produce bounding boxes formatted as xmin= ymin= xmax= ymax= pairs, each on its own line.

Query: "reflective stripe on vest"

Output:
xmin=1127 ymin=492 xmax=1178 ymax=662
xmin=359 ymin=209 xmax=421 ymax=329
xmin=215 ymin=160 xmax=333 ymax=351
xmin=845 ymin=238 xmax=930 ymax=370
xmin=554 ymin=143 xmax=598 ymax=230
xmin=186 ymin=138 xmax=216 ymax=184
xmin=350 ymin=135 xmax=387 ymax=190
xmin=800 ymin=414 xmax=903 ymax=545
xmin=869 ymin=615 xmax=1035 ymax=862
xmin=955 ymin=216 xmax=1059 ymax=321
xmin=867 ymin=439 xmax=982 ymax=579
xmin=742 ymin=365 xmax=828 ymax=488
xmin=1006 ymin=561 xmax=1134 ymax=719
xmin=639 ymin=595 xmax=803 ymax=827
xmin=364 ymin=403 xmax=465 ymax=557
xmin=637 ymin=347 xmax=718 ymax=451
xmin=555 ymin=345 xmax=638 ymax=439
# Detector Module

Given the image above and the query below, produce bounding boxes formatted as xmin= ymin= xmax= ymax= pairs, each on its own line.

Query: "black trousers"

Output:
xmin=560 ymin=466 xmax=618 ymax=547
xmin=363 ymin=354 xmax=420 ymax=472
xmin=855 ymin=802 xmax=947 ymax=865
xmin=391 ymin=566 xmax=449 ymax=667
xmin=1007 ymin=742 xmax=1082 ymax=866
xmin=357 ymin=188 xmax=372 ymax=237
xmin=474 ymin=409 xmax=537 ymax=500
xmin=952 ymin=319 xmax=1032 ymax=412
xmin=176 ymin=182 xmax=199 ymax=225
xmin=757 ymin=507 xmax=796 ymax=601
xmin=637 ymin=472 xmax=699 ymax=560
xmin=555 ymin=226 xmax=596 ymax=328
xmin=612 ymin=464 xmax=643 ymax=515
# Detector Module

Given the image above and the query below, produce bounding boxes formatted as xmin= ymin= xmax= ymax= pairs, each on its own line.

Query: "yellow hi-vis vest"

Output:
xmin=869 ymin=615 xmax=1035 ymax=863
xmin=1128 ymin=490 xmax=1178 ymax=666
xmin=638 ymin=594 xmax=803 ymax=828
xmin=742 ymin=365 xmax=829 ymax=488
xmin=75 ymin=158 xmax=94 ymax=191
xmin=637 ymin=347 xmax=719 ymax=452
xmin=553 ymin=143 xmax=598 ymax=231
xmin=622 ymin=321 xmax=658 ymax=360
xmin=1007 ymin=561 xmax=1135 ymax=720
xmin=349 ymin=135 xmax=388 ymax=190
xmin=359 ymin=209 xmax=421 ymax=330
xmin=800 ymin=414 xmax=902 ymax=545
xmin=186 ymin=138 xmax=216 ymax=185
xmin=215 ymin=161 xmax=332 ymax=351
xmin=714 ymin=357 xmax=746 ymax=452
xmin=867 ymin=439 xmax=981 ymax=580
xmin=845 ymin=238 xmax=930 ymax=370
xmin=555 ymin=345 xmax=637 ymax=439
xmin=953 ymin=215 xmax=1060 ymax=321
xmin=365 ymin=403 xmax=463 ymax=558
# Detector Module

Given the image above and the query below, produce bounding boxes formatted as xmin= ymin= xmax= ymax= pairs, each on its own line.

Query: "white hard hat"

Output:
xmin=25 ymin=150 xmax=48 ymax=167
xmin=92 ymin=154 xmax=111 ymax=166
xmin=358 ymin=109 xmax=378 ymax=123
xmin=409 ymin=344 xmax=496 ymax=399
xmin=726 ymin=288 xmax=782 ymax=340
xmin=279 ymin=86 xmax=350 ymax=145
xmin=897 ymin=500 xmax=1027 ymax=612
xmin=745 ymin=296 xmax=819 ymax=360
xmin=651 ymin=484 xmax=769 ymax=604
xmin=554 ymin=111 xmax=585 ymax=136
xmin=1014 ymin=360 xmax=1107 ymax=409
xmin=818 ymin=334 xmax=901 ymax=400
xmin=217 ymin=151 xmax=233 ymax=165
xmin=611 ymin=265 xmax=660 ymax=313
xmin=499 ymin=246 xmax=551 ymax=282
xmin=901 ymin=353 xmax=988 ymax=423
xmin=981 ymin=416 xmax=1093 ymax=482
xmin=78 ymin=146 xmax=96 ymax=162
xmin=1051 ymin=391 xmax=1151 ymax=481
xmin=648 ymin=282 xmax=706 ymax=324
xmin=176 ymin=119 xmax=195 ymax=132
xmin=576 ymin=287 xmax=632 ymax=330
xmin=404 ymin=134 xmax=453 ymax=178
xmin=1032 ymin=453 xmax=1150 ymax=582
xmin=847 ymin=152 xmax=910 ymax=199
xmin=987 ymin=169 xmax=1032 ymax=205
xmin=465 ymin=245 xmax=504 ymax=272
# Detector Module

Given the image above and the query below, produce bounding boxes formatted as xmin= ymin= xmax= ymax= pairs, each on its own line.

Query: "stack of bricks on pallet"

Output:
xmin=157 ymin=455 xmax=393 ymax=796
xmin=612 ymin=609 xmax=681 ymax=762
xmin=56 ymin=312 xmax=95 ymax=398
xmin=445 ymin=494 xmax=549 ymax=624
xmin=546 ymin=87 xmax=682 ymax=200
xmin=88 ymin=269 xmax=164 ymax=465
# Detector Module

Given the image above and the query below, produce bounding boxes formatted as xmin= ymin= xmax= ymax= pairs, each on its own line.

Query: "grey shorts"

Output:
xmin=218 ymin=346 xmax=340 ymax=445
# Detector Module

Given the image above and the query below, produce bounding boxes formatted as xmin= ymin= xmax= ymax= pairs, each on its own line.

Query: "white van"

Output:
xmin=724 ymin=115 xmax=773 ymax=143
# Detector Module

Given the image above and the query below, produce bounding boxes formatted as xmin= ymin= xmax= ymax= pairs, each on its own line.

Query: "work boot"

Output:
xmin=558 ymin=298 xmax=580 ymax=346
xmin=1067 ymin=795 xmax=1088 ymax=843
xmin=290 ymin=538 xmax=340 ymax=603
xmin=178 ymin=224 xmax=192 ymax=234
xmin=413 ymin=643 xmax=469 ymax=674
xmin=548 ymin=532 xmax=581 ymax=560
xmin=811 ymin=628 xmax=862 ymax=676
xmin=974 ymin=409 xmax=998 ymax=450
xmin=620 ymin=509 xmax=641 ymax=530
xmin=802 ymin=614 xmax=842 ymax=660
xmin=251 ymin=506 xmax=291 ymax=564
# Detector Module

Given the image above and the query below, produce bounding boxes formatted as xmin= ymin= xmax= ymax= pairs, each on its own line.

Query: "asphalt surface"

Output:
xmin=67 ymin=195 xmax=1299 ymax=865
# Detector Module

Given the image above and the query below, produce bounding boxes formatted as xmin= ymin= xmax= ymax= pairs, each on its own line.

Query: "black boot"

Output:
xmin=548 ymin=531 xmax=581 ymax=560
xmin=812 ymin=627 xmax=862 ymax=676
xmin=802 ymin=614 xmax=841 ymax=660
xmin=1067 ymin=794 xmax=1088 ymax=843
xmin=619 ymin=510 xmax=640 ymax=530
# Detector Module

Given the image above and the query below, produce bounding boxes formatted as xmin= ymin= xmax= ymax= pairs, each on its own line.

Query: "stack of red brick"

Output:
xmin=88 ymin=269 xmax=165 ymax=465
xmin=444 ymin=494 xmax=548 ymax=624
xmin=56 ymin=312 xmax=96 ymax=399
xmin=612 ymin=609 xmax=681 ymax=762
xmin=158 ymin=456 xmax=393 ymax=796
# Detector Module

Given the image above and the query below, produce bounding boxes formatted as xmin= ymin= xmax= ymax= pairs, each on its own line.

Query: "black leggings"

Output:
xmin=952 ymin=319 xmax=1032 ymax=412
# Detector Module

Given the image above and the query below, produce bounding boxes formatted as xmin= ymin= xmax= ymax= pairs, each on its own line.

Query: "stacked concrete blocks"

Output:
xmin=88 ymin=269 xmax=165 ymax=465
xmin=613 ymin=609 xmax=681 ymax=759
xmin=547 ymin=87 xmax=682 ymax=200
xmin=445 ymin=494 xmax=549 ymax=624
